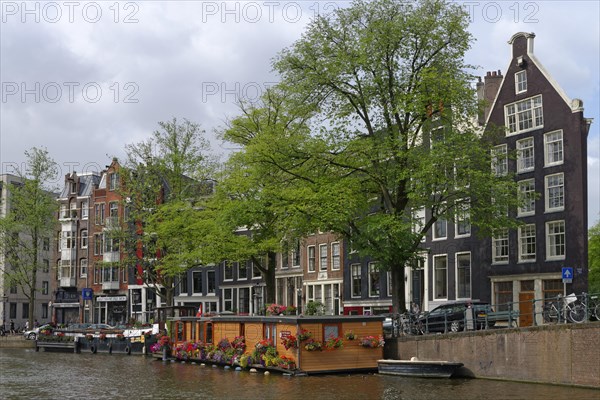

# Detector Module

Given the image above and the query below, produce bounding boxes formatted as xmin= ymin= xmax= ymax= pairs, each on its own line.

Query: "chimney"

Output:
xmin=478 ymin=70 xmax=503 ymax=124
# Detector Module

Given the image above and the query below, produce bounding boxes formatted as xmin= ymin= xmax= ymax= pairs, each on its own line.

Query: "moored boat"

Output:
xmin=377 ymin=358 xmax=464 ymax=378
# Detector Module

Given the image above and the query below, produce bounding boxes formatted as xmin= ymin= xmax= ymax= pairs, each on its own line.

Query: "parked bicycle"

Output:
xmin=543 ymin=293 xmax=586 ymax=324
xmin=589 ymin=294 xmax=600 ymax=321
xmin=399 ymin=312 xmax=424 ymax=335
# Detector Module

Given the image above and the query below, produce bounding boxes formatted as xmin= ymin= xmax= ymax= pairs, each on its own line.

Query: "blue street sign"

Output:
xmin=562 ymin=267 xmax=573 ymax=283
xmin=82 ymin=288 xmax=93 ymax=300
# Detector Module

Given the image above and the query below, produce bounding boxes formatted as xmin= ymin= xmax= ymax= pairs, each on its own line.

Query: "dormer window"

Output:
xmin=70 ymin=181 xmax=77 ymax=194
xmin=515 ymin=70 xmax=527 ymax=94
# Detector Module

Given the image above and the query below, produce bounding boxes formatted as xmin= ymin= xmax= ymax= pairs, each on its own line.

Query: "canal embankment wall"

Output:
xmin=385 ymin=322 xmax=600 ymax=388
xmin=0 ymin=335 xmax=35 ymax=349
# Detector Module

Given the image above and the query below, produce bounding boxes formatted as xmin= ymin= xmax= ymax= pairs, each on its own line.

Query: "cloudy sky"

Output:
xmin=1 ymin=0 xmax=599 ymax=225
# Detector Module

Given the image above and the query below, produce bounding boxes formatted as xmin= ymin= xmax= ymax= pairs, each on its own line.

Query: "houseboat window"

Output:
xmin=196 ymin=322 xmax=204 ymax=341
xmin=323 ymin=324 xmax=340 ymax=340
xmin=206 ymin=323 xmax=213 ymax=343
xmin=265 ymin=323 xmax=277 ymax=343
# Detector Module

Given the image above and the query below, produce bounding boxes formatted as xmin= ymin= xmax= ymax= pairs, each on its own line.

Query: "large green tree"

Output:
xmin=120 ymin=118 xmax=218 ymax=309
xmin=588 ymin=221 xmax=600 ymax=294
xmin=0 ymin=148 xmax=58 ymax=327
xmin=263 ymin=0 xmax=521 ymax=313
xmin=202 ymin=88 xmax=316 ymax=306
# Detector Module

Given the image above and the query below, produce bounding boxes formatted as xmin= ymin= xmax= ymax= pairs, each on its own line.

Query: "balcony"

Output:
xmin=60 ymin=276 xmax=76 ymax=288
xmin=59 ymin=210 xmax=78 ymax=221
xmin=103 ymin=251 xmax=120 ymax=263
xmin=61 ymin=248 xmax=77 ymax=261
xmin=102 ymin=281 xmax=120 ymax=291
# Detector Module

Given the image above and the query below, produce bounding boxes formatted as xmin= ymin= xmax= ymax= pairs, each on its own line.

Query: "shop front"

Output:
xmin=95 ymin=295 xmax=128 ymax=326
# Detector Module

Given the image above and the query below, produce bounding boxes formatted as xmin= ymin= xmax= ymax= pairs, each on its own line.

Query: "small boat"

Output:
xmin=378 ymin=358 xmax=464 ymax=378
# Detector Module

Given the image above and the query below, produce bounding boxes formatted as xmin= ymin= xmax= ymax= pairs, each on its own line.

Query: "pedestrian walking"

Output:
xmin=34 ymin=319 xmax=39 ymax=328
xmin=25 ymin=320 xmax=29 ymax=330
xmin=10 ymin=320 xmax=15 ymax=335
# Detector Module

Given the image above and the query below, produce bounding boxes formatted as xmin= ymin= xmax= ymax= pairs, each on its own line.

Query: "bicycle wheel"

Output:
xmin=594 ymin=302 xmax=600 ymax=321
xmin=569 ymin=304 xmax=586 ymax=323
xmin=543 ymin=304 xmax=558 ymax=323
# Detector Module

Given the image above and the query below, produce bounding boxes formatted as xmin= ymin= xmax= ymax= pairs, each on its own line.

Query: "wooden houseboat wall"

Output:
xmin=168 ymin=315 xmax=385 ymax=374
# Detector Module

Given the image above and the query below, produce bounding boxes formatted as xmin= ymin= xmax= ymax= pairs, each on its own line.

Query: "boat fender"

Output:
xmin=125 ymin=345 xmax=131 ymax=355
xmin=90 ymin=344 xmax=97 ymax=354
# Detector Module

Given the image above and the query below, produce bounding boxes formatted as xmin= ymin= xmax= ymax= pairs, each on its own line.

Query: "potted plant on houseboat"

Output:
xmin=344 ymin=331 xmax=356 ymax=340
xmin=358 ymin=335 xmax=384 ymax=348
xmin=304 ymin=339 xmax=323 ymax=351
xmin=278 ymin=355 xmax=296 ymax=370
xmin=297 ymin=329 xmax=312 ymax=342
xmin=281 ymin=334 xmax=298 ymax=350
xmin=324 ymin=337 xmax=344 ymax=350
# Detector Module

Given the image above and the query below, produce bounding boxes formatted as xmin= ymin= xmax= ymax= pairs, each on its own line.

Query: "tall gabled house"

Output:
xmin=53 ymin=171 xmax=99 ymax=325
xmin=477 ymin=32 xmax=591 ymax=325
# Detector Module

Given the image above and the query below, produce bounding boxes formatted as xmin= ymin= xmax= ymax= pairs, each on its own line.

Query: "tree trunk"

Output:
xmin=264 ymin=252 xmax=277 ymax=304
xmin=391 ymin=264 xmax=407 ymax=314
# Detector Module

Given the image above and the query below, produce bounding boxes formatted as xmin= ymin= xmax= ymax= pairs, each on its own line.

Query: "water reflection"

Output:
xmin=0 ymin=349 xmax=597 ymax=400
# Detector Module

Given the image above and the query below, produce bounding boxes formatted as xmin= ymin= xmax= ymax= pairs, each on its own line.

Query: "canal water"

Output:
xmin=0 ymin=348 xmax=598 ymax=399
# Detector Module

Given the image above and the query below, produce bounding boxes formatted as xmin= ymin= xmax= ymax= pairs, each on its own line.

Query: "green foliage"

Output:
xmin=0 ymin=147 xmax=58 ymax=326
xmin=588 ymin=221 xmax=600 ymax=294
xmin=246 ymin=0 xmax=520 ymax=313
xmin=119 ymin=118 xmax=219 ymax=307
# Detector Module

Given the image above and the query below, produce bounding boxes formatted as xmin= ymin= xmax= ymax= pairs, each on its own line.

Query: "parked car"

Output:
xmin=23 ymin=324 xmax=53 ymax=340
xmin=418 ymin=301 xmax=493 ymax=333
xmin=86 ymin=323 xmax=115 ymax=331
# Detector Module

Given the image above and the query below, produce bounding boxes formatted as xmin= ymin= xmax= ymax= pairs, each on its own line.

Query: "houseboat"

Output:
xmin=164 ymin=314 xmax=386 ymax=375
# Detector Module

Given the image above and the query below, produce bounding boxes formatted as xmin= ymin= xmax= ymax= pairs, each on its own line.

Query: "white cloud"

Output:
xmin=1 ymin=0 xmax=598 ymax=224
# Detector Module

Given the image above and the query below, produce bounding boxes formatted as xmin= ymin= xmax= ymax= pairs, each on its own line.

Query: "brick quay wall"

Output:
xmin=385 ymin=322 xmax=600 ymax=388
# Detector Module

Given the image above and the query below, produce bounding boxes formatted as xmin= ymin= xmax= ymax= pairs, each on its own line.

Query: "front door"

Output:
xmin=519 ymin=292 xmax=534 ymax=327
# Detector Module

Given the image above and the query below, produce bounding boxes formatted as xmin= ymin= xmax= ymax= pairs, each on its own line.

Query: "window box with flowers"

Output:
xmin=358 ymin=335 xmax=384 ymax=348
xmin=99 ymin=333 xmax=107 ymax=341
xmin=281 ymin=334 xmax=298 ymax=350
xmin=297 ymin=329 xmax=312 ymax=342
xmin=278 ymin=355 xmax=296 ymax=370
xmin=304 ymin=339 xmax=323 ymax=351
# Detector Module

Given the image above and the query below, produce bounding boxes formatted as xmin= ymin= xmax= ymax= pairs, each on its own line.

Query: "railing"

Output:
xmin=384 ymin=291 xmax=600 ymax=338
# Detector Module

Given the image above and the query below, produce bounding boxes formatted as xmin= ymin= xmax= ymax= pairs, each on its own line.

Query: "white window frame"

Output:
xmin=307 ymin=246 xmax=316 ymax=272
xmin=223 ymin=261 xmax=233 ymax=281
xmin=455 ymin=252 xmax=471 ymax=299
xmin=80 ymin=229 xmax=88 ymax=249
xmin=505 ymin=95 xmax=544 ymax=135
xmin=223 ymin=288 xmax=233 ymax=312
xmin=516 ymin=137 xmax=535 ymax=173
xmin=80 ymin=258 xmax=88 ymax=278
xmin=515 ymin=70 xmax=527 ymax=94
xmin=517 ymin=179 xmax=536 ymax=217
xmin=546 ymin=220 xmax=565 ymax=260
xmin=455 ymin=200 xmax=471 ymax=238
xmin=319 ymin=244 xmax=328 ymax=271
xmin=81 ymin=200 xmax=89 ymax=219
xmin=518 ymin=224 xmax=536 ymax=262
xmin=433 ymin=216 xmax=447 ymax=241
xmin=238 ymin=261 xmax=247 ymax=280
xmin=433 ymin=254 xmax=448 ymax=300
xmin=545 ymin=173 xmax=564 ymax=212
xmin=491 ymin=144 xmax=508 ymax=176
xmin=351 ymin=263 xmax=361 ymax=298
xmin=491 ymin=229 xmax=509 ymax=264
xmin=544 ymin=130 xmax=563 ymax=167
xmin=413 ymin=207 xmax=426 ymax=242
xmin=331 ymin=242 xmax=340 ymax=270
